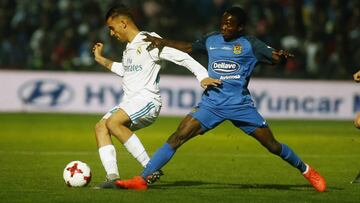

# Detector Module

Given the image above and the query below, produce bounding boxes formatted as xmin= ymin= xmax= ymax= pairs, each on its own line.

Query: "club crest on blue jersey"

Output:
xmin=211 ymin=60 xmax=240 ymax=74
xmin=136 ymin=46 xmax=142 ymax=55
xmin=233 ymin=44 xmax=242 ymax=54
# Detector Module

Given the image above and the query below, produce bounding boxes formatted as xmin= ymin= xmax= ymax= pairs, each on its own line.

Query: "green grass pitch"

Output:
xmin=0 ymin=113 xmax=359 ymax=203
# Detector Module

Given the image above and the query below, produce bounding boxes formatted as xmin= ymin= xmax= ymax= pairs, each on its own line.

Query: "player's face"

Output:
xmin=220 ymin=12 xmax=243 ymax=41
xmin=106 ymin=16 xmax=127 ymax=42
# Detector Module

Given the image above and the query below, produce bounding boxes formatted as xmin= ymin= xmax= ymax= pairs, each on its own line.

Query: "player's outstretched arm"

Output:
xmin=92 ymin=42 xmax=114 ymax=70
xmin=271 ymin=50 xmax=294 ymax=64
xmin=143 ymin=33 xmax=193 ymax=53
xmin=353 ymin=70 xmax=360 ymax=82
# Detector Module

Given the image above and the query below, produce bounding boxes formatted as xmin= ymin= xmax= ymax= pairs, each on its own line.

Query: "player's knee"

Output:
xmin=105 ymin=117 xmax=118 ymax=132
xmin=167 ymin=116 xmax=201 ymax=148
xmin=354 ymin=117 xmax=360 ymax=129
xmin=106 ymin=116 xmax=129 ymax=133
xmin=168 ymin=130 xmax=189 ymax=149
xmin=267 ymin=141 xmax=282 ymax=155
xmin=167 ymin=133 xmax=183 ymax=149
xmin=95 ymin=121 xmax=106 ymax=134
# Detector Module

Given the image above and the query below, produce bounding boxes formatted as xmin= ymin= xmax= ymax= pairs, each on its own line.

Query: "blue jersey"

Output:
xmin=192 ymin=32 xmax=274 ymax=109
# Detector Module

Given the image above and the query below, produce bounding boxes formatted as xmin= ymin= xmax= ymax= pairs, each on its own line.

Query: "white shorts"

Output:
xmin=103 ymin=96 xmax=161 ymax=131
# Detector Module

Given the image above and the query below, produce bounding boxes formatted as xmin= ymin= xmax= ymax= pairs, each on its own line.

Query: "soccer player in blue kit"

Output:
xmin=115 ymin=6 xmax=326 ymax=192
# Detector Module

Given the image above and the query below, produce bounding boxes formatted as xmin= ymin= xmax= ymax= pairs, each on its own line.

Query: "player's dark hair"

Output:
xmin=105 ymin=3 xmax=133 ymax=21
xmin=225 ymin=6 xmax=247 ymax=26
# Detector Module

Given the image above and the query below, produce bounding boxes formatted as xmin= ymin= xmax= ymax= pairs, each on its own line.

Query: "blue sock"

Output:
xmin=141 ymin=143 xmax=176 ymax=179
xmin=279 ymin=143 xmax=307 ymax=173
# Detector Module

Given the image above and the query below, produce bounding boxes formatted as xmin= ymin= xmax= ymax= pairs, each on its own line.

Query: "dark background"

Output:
xmin=0 ymin=0 xmax=359 ymax=80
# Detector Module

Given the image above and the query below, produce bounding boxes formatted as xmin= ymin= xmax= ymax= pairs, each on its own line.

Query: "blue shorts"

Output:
xmin=190 ymin=103 xmax=267 ymax=135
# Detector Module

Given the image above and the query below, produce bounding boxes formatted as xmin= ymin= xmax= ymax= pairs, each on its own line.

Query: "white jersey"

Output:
xmin=110 ymin=31 xmax=208 ymax=103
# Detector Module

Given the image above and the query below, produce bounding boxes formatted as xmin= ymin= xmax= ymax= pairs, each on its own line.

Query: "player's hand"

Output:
xmin=353 ymin=70 xmax=360 ymax=82
xmin=274 ymin=50 xmax=294 ymax=59
xmin=272 ymin=49 xmax=294 ymax=64
xmin=143 ymin=33 xmax=164 ymax=51
xmin=200 ymin=77 xmax=222 ymax=89
xmin=92 ymin=42 xmax=104 ymax=58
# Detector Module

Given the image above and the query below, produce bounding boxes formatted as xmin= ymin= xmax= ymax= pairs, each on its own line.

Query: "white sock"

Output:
xmin=98 ymin=145 xmax=119 ymax=177
xmin=302 ymin=164 xmax=309 ymax=174
xmin=124 ymin=134 xmax=150 ymax=167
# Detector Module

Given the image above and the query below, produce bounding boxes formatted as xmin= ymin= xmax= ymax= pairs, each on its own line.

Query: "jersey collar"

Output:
xmin=126 ymin=31 xmax=146 ymax=49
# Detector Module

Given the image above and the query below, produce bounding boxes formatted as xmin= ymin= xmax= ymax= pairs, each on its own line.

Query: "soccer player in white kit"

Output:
xmin=92 ymin=4 xmax=221 ymax=188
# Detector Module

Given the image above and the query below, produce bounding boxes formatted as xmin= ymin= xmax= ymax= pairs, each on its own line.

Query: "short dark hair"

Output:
xmin=225 ymin=6 xmax=247 ymax=26
xmin=105 ymin=4 xmax=133 ymax=21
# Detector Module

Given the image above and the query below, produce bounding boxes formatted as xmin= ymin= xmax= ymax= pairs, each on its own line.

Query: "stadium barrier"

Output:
xmin=0 ymin=70 xmax=358 ymax=120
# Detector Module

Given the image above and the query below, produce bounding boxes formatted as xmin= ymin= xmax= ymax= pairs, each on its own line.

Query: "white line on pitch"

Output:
xmin=0 ymin=150 xmax=359 ymax=158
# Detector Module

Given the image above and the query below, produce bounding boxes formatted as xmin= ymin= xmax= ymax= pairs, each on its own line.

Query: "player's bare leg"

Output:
xmin=106 ymin=108 xmax=152 ymax=166
xmin=95 ymin=119 xmax=113 ymax=148
xmin=106 ymin=108 xmax=162 ymax=183
xmin=94 ymin=119 xmax=120 ymax=189
xmin=354 ymin=112 xmax=360 ymax=129
xmin=95 ymin=119 xmax=119 ymax=180
xmin=250 ymin=127 xmax=326 ymax=192
xmin=249 ymin=127 xmax=282 ymax=155
xmin=94 ymin=108 xmax=160 ymax=189
xmin=105 ymin=108 xmax=133 ymax=143
xmin=167 ymin=115 xmax=204 ymax=149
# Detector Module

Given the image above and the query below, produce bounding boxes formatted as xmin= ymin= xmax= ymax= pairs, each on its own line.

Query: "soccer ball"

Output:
xmin=63 ymin=161 xmax=92 ymax=187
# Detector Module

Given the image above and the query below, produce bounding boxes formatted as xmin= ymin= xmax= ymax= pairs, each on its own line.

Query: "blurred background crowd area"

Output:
xmin=0 ymin=0 xmax=359 ymax=79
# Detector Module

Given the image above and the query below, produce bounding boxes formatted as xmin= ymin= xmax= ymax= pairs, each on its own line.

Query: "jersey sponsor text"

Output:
xmin=219 ymin=75 xmax=241 ymax=80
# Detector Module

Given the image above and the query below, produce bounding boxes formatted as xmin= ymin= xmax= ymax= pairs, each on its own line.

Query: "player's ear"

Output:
xmin=237 ymin=24 xmax=244 ymax=32
xmin=120 ymin=20 xmax=127 ymax=29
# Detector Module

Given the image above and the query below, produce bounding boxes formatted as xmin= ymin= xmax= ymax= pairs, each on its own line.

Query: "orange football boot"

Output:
xmin=303 ymin=164 xmax=326 ymax=192
xmin=115 ymin=176 xmax=148 ymax=190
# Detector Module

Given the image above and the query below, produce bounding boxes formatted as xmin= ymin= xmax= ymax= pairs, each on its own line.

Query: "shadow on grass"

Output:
xmin=151 ymin=180 xmax=342 ymax=191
